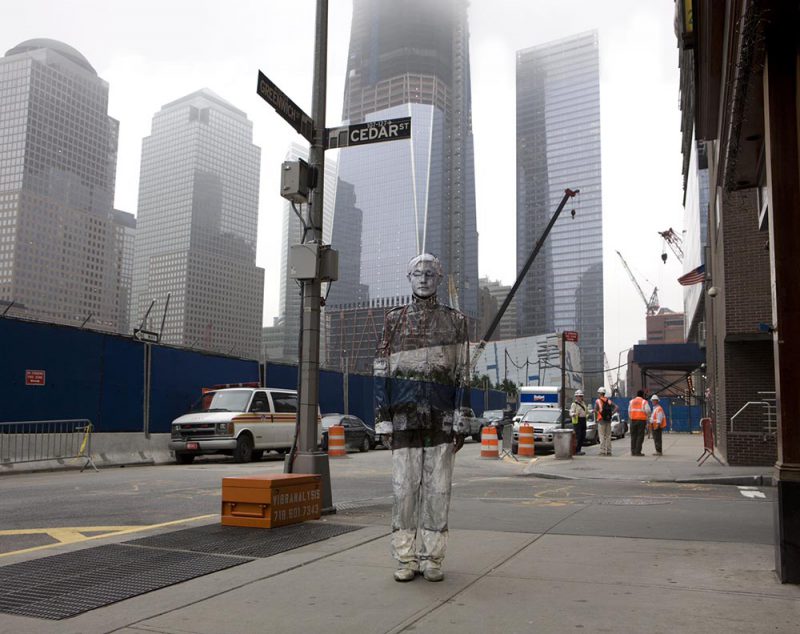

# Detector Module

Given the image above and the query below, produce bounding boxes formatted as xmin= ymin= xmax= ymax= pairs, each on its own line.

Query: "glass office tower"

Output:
xmin=326 ymin=0 xmax=478 ymax=372
xmin=131 ymin=89 xmax=263 ymax=359
xmin=0 ymin=39 xmax=129 ymax=331
xmin=516 ymin=32 xmax=603 ymax=393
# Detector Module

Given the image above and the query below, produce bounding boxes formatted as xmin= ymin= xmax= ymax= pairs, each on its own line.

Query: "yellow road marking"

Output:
xmin=0 ymin=514 xmax=216 ymax=559
xmin=534 ymin=485 xmax=575 ymax=499
xmin=0 ymin=526 xmax=134 ymax=537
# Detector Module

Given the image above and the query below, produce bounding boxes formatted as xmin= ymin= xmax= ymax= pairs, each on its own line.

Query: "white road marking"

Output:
xmin=737 ymin=486 xmax=766 ymax=499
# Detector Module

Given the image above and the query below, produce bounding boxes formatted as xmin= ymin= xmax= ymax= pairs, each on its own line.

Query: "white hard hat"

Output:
xmin=575 ymin=390 xmax=584 ymax=397
xmin=597 ymin=387 xmax=607 ymax=394
xmin=650 ymin=394 xmax=660 ymax=401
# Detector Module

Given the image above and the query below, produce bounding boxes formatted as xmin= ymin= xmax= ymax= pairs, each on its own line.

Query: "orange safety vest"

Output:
xmin=595 ymin=397 xmax=613 ymax=421
xmin=629 ymin=396 xmax=649 ymax=421
xmin=649 ymin=404 xmax=667 ymax=429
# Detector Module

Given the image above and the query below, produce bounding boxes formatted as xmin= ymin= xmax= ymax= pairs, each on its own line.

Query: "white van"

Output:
xmin=169 ymin=386 xmax=320 ymax=464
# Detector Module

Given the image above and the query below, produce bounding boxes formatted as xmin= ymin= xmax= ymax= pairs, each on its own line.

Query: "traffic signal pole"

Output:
xmin=288 ymin=0 xmax=333 ymax=514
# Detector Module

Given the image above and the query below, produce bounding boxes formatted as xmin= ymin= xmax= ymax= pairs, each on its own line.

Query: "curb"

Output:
xmin=521 ymin=470 xmax=775 ymax=487
xmin=674 ymin=474 xmax=775 ymax=487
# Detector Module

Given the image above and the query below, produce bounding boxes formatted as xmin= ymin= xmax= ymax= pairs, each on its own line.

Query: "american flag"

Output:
xmin=678 ymin=264 xmax=705 ymax=286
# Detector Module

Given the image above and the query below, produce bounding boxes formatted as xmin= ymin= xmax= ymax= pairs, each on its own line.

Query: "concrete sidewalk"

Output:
xmin=520 ymin=432 xmax=774 ymax=486
xmin=1 ymin=517 xmax=796 ymax=634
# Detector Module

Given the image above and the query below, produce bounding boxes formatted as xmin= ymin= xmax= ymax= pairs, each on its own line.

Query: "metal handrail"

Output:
xmin=729 ymin=392 xmax=776 ymax=435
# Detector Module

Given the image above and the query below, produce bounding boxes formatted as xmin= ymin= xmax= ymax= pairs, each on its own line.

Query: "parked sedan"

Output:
xmin=587 ymin=412 xmax=627 ymax=441
xmin=320 ymin=414 xmax=375 ymax=452
xmin=512 ymin=407 xmax=571 ymax=452
xmin=585 ymin=415 xmax=599 ymax=444
xmin=611 ymin=413 xmax=628 ymax=438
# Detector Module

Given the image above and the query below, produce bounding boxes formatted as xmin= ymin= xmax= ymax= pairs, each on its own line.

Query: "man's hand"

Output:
xmin=453 ymin=434 xmax=465 ymax=453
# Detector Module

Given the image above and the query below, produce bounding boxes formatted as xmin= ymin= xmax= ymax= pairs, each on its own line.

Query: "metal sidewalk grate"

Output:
xmin=127 ymin=521 xmax=362 ymax=558
xmin=0 ymin=544 xmax=249 ymax=620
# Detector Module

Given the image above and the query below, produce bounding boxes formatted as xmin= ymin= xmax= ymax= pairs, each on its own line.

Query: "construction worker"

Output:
xmin=649 ymin=394 xmax=667 ymax=455
xmin=594 ymin=387 xmax=618 ymax=456
xmin=628 ymin=390 xmax=651 ymax=456
xmin=373 ymin=253 xmax=470 ymax=583
xmin=569 ymin=390 xmax=589 ymax=455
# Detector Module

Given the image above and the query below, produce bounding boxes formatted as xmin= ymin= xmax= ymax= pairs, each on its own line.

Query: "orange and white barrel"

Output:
xmin=327 ymin=425 xmax=346 ymax=457
xmin=480 ymin=426 xmax=499 ymax=459
xmin=518 ymin=424 xmax=535 ymax=457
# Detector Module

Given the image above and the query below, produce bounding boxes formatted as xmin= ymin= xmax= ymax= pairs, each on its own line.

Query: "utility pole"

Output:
xmin=257 ymin=1 xmax=410 ymax=513
xmin=290 ymin=0 xmax=333 ymax=513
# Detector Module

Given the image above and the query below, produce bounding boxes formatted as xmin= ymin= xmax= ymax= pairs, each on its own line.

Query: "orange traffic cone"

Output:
xmin=480 ymin=426 xmax=499 ymax=459
xmin=327 ymin=425 xmax=346 ymax=457
xmin=518 ymin=424 xmax=535 ymax=457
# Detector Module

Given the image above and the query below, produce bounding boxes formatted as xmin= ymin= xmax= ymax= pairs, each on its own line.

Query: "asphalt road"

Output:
xmin=0 ymin=440 xmax=774 ymax=557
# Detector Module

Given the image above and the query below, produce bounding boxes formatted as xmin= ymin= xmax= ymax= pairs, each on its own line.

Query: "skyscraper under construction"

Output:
xmin=327 ymin=0 xmax=478 ymax=373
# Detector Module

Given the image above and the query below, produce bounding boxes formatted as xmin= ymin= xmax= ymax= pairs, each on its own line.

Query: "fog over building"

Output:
xmin=326 ymin=0 xmax=479 ymax=372
xmin=516 ymin=32 xmax=604 ymax=393
xmin=0 ymin=39 xmax=131 ymax=331
xmin=130 ymin=89 xmax=263 ymax=358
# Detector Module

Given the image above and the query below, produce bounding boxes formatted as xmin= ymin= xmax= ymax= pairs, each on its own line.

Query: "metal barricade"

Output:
xmin=499 ymin=422 xmax=517 ymax=461
xmin=697 ymin=418 xmax=723 ymax=466
xmin=0 ymin=419 xmax=98 ymax=472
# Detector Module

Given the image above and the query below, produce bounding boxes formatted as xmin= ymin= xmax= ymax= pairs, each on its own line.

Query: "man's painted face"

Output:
xmin=409 ymin=261 xmax=441 ymax=298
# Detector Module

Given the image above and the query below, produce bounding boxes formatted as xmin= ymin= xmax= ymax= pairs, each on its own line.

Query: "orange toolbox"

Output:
xmin=221 ymin=473 xmax=322 ymax=528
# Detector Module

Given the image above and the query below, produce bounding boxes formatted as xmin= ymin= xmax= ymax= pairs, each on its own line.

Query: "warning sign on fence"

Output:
xmin=25 ymin=370 xmax=46 ymax=386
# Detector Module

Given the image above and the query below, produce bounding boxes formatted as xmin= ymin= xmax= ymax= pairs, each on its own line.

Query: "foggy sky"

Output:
xmin=1 ymin=0 xmax=685 ymax=368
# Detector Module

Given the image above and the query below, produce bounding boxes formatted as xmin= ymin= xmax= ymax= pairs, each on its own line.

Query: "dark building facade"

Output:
xmin=675 ymin=0 xmax=800 ymax=582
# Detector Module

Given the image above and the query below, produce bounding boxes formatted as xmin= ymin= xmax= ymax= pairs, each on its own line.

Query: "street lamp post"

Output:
xmin=287 ymin=0 xmax=333 ymax=514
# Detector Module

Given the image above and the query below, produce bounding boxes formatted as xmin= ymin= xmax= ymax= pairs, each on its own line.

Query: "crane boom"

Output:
xmin=658 ymin=228 xmax=685 ymax=263
xmin=603 ymin=353 xmax=614 ymax=392
xmin=616 ymin=250 xmax=660 ymax=316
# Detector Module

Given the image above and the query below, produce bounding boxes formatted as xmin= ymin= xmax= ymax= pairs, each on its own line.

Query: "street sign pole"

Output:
xmin=289 ymin=0 xmax=334 ymax=514
xmin=559 ymin=330 xmax=578 ymax=429
xmin=560 ymin=332 xmax=567 ymax=428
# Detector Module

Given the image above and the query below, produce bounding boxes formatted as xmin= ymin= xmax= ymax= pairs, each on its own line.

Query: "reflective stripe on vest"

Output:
xmin=630 ymin=397 xmax=648 ymax=421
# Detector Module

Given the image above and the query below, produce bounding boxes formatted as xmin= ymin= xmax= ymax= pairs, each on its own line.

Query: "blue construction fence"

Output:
xmin=1 ymin=317 xmax=259 ymax=434
xmin=611 ymin=397 xmax=702 ymax=433
xmin=263 ymin=362 xmax=508 ymax=426
xmin=1 ymin=317 xmax=507 ymax=434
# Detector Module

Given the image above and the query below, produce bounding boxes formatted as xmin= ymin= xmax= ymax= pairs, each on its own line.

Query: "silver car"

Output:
xmin=512 ymin=407 xmax=570 ymax=451
xmin=611 ymin=413 xmax=627 ymax=438
xmin=586 ymin=412 xmax=626 ymax=441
